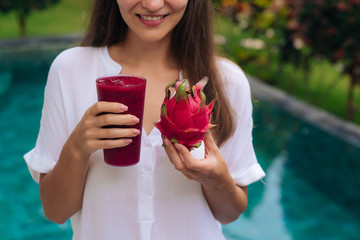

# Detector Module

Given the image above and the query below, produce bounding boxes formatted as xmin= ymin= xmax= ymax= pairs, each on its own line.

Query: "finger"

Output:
xmin=173 ymin=143 xmax=194 ymax=165
xmin=98 ymin=114 xmax=139 ymax=127
xmin=97 ymin=138 xmax=133 ymax=149
xmin=96 ymin=128 xmax=141 ymax=139
xmin=163 ymin=140 xmax=206 ymax=181
xmin=174 ymin=143 xmax=204 ymax=172
xmin=204 ymin=132 xmax=218 ymax=154
xmin=89 ymin=102 xmax=128 ymax=116
xmin=163 ymin=139 xmax=188 ymax=172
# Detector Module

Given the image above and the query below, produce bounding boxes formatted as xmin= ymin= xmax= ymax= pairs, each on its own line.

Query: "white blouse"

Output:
xmin=24 ymin=46 xmax=265 ymax=240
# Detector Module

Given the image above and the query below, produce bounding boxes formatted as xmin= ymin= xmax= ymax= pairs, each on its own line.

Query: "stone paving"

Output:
xmin=0 ymin=34 xmax=82 ymax=52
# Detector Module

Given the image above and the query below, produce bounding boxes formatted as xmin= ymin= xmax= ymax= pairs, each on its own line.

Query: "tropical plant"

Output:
xmin=288 ymin=0 xmax=360 ymax=120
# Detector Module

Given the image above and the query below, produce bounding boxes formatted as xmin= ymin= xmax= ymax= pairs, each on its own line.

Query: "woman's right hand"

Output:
xmin=67 ymin=101 xmax=140 ymax=160
xmin=39 ymin=100 xmax=141 ymax=224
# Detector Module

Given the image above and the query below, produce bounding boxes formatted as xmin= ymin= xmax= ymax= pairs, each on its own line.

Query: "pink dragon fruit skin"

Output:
xmin=155 ymin=77 xmax=214 ymax=150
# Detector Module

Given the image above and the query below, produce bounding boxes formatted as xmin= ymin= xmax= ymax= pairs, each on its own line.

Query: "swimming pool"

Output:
xmin=1 ymin=45 xmax=360 ymax=240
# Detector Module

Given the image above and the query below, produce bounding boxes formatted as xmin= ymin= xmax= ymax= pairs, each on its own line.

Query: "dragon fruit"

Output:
xmin=155 ymin=77 xmax=214 ymax=151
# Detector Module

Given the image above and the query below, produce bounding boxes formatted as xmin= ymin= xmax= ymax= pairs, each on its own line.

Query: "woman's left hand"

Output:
xmin=162 ymin=132 xmax=232 ymax=187
xmin=163 ymin=132 xmax=248 ymax=224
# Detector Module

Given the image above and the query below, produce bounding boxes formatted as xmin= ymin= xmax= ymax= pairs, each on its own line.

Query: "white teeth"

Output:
xmin=140 ymin=15 xmax=163 ymax=21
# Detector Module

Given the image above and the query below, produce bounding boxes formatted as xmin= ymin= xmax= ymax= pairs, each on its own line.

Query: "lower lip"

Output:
xmin=138 ymin=16 xmax=167 ymax=27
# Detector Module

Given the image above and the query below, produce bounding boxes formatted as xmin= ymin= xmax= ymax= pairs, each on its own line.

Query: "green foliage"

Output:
xmin=293 ymin=0 xmax=360 ymax=120
xmin=299 ymin=0 xmax=360 ymax=64
xmin=0 ymin=0 xmax=88 ymax=38
xmin=214 ymin=10 xmax=360 ymax=125
xmin=215 ymin=0 xmax=360 ymax=124
xmin=0 ymin=0 xmax=60 ymax=15
xmin=0 ymin=0 xmax=61 ymax=37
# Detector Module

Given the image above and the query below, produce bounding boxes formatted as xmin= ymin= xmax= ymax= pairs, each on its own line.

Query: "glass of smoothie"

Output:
xmin=96 ymin=74 xmax=146 ymax=166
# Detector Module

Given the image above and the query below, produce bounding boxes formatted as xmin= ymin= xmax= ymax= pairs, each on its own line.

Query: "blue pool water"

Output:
xmin=1 ymin=46 xmax=360 ymax=240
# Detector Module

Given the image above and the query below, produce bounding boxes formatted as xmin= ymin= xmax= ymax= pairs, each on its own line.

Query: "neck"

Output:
xmin=110 ymin=32 xmax=177 ymax=71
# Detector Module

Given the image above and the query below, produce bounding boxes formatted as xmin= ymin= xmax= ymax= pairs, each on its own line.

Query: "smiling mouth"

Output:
xmin=137 ymin=14 xmax=168 ymax=21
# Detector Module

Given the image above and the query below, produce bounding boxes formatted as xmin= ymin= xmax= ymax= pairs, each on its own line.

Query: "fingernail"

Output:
xmin=132 ymin=117 xmax=140 ymax=123
xmin=133 ymin=129 xmax=141 ymax=135
xmin=164 ymin=138 xmax=170 ymax=146
xmin=174 ymin=143 xmax=181 ymax=151
xmin=120 ymin=105 xmax=128 ymax=111
xmin=125 ymin=139 xmax=132 ymax=144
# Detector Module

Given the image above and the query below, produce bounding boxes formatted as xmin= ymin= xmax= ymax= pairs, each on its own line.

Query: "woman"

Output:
xmin=24 ymin=0 xmax=265 ymax=239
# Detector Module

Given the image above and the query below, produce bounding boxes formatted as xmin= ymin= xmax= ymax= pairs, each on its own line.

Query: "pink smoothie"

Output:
xmin=96 ymin=75 xmax=146 ymax=166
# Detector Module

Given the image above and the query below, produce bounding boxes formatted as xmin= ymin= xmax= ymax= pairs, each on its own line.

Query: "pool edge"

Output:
xmin=248 ymin=75 xmax=360 ymax=148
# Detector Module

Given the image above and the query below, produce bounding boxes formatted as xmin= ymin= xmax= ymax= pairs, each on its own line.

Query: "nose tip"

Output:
xmin=142 ymin=0 xmax=164 ymax=12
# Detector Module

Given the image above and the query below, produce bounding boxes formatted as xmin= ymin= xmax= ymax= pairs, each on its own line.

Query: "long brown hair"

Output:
xmin=82 ymin=0 xmax=236 ymax=147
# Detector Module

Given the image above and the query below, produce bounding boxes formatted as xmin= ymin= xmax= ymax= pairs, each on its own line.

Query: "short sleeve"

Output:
xmin=23 ymin=54 xmax=69 ymax=183
xmin=218 ymin=59 xmax=265 ymax=187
